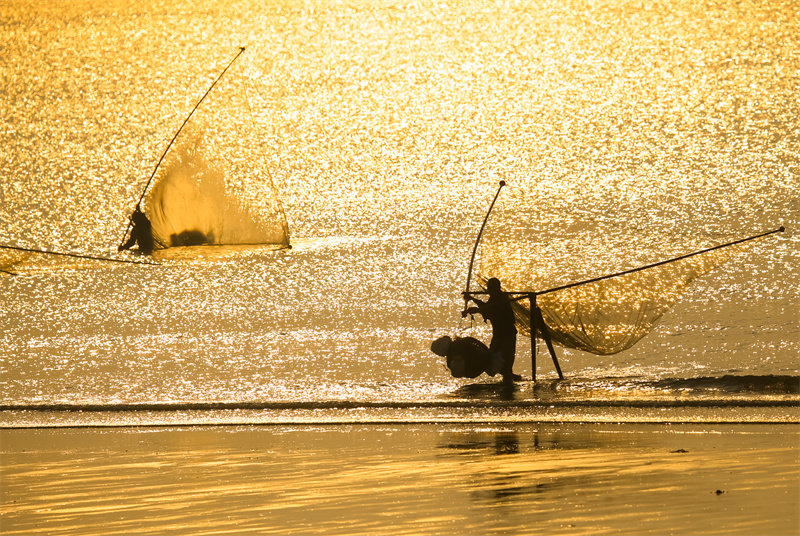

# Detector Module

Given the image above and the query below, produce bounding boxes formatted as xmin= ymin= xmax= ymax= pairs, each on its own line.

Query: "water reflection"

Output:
xmin=439 ymin=427 xmax=580 ymax=457
xmin=437 ymin=427 xmax=590 ymax=507
xmin=3 ymin=424 xmax=796 ymax=535
xmin=479 ymin=475 xmax=551 ymax=503
xmin=439 ymin=429 xmax=520 ymax=455
xmin=450 ymin=382 xmax=523 ymax=402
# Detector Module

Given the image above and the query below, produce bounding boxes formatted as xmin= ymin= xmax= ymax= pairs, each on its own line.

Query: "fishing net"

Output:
xmin=478 ymin=237 xmax=756 ymax=355
xmin=143 ymin=51 xmax=290 ymax=249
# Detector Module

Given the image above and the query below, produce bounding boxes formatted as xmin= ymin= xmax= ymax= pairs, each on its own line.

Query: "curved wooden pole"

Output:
xmin=120 ymin=46 xmax=246 ymax=247
xmin=462 ymin=180 xmax=505 ymax=312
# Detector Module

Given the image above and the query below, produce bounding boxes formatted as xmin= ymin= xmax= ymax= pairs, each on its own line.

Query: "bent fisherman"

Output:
xmin=430 ymin=335 xmax=503 ymax=379
xmin=464 ymin=277 xmax=520 ymax=384
xmin=119 ymin=206 xmax=154 ymax=255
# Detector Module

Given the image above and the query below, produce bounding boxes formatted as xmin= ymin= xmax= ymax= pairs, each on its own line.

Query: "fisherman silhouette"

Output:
xmin=430 ymin=335 xmax=503 ymax=379
xmin=463 ymin=277 xmax=520 ymax=384
xmin=119 ymin=206 xmax=154 ymax=255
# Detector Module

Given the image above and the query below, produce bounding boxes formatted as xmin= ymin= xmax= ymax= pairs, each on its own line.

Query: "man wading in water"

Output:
xmin=464 ymin=277 xmax=521 ymax=385
xmin=119 ymin=206 xmax=154 ymax=255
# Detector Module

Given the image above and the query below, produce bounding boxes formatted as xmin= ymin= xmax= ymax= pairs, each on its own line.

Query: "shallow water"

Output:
xmin=1 ymin=0 xmax=799 ymax=429
xmin=2 ymin=3 xmax=799 ymax=535
xmin=2 ymin=424 xmax=798 ymax=536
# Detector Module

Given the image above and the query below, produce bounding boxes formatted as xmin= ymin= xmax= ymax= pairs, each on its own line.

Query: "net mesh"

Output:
xmin=144 ymin=52 xmax=290 ymax=249
xmin=478 ymin=238 xmax=754 ymax=355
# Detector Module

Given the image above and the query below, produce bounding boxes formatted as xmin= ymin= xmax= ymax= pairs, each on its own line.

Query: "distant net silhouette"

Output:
xmin=478 ymin=237 xmax=755 ymax=355
xmin=143 ymin=52 xmax=289 ymax=249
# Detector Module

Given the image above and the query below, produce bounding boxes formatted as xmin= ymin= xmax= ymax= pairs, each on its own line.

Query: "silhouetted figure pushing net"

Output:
xmin=464 ymin=277 xmax=522 ymax=385
xmin=434 ymin=180 xmax=786 ymax=383
xmin=118 ymin=47 xmax=290 ymax=254
xmin=118 ymin=206 xmax=154 ymax=255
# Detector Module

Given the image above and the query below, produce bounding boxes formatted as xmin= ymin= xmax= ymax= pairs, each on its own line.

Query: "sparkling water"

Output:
xmin=1 ymin=0 xmax=798 ymax=427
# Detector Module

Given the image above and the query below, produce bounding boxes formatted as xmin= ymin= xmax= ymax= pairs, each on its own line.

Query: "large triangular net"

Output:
xmin=143 ymin=50 xmax=290 ymax=249
xmin=477 ymin=235 xmax=757 ymax=356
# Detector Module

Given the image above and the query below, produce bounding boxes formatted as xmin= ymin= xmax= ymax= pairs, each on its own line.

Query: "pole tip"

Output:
xmin=779 ymin=226 xmax=786 ymax=233
xmin=499 ymin=180 xmax=506 ymax=187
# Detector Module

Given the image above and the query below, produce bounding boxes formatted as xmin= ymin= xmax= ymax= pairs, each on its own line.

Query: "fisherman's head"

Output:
xmin=486 ymin=277 xmax=503 ymax=295
xmin=430 ymin=335 xmax=452 ymax=357
xmin=132 ymin=206 xmax=148 ymax=224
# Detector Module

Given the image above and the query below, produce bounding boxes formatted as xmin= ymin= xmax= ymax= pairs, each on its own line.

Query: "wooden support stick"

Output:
xmin=528 ymin=293 xmax=564 ymax=381
xmin=536 ymin=306 xmax=564 ymax=379
xmin=529 ymin=293 xmax=537 ymax=382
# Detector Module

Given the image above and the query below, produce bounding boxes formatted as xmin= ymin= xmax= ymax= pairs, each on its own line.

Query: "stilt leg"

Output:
xmin=529 ymin=294 xmax=537 ymax=382
xmin=533 ymin=302 xmax=564 ymax=380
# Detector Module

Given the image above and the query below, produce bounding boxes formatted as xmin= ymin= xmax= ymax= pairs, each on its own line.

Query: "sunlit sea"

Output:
xmin=1 ymin=0 xmax=798 ymax=429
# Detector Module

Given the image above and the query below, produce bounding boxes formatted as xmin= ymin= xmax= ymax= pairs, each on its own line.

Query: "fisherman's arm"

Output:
xmin=118 ymin=233 xmax=137 ymax=251
xmin=462 ymin=296 xmax=488 ymax=318
xmin=462 ymin=306 xmax=481 ymax=317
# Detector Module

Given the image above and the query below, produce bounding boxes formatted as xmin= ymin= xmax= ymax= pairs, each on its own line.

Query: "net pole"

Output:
xmin=528 ymin=292 xmax=564 ymax=381
xmin=462 ymin=180 xmax=505 ymax=314
xmin=538 ymin=305 xmax=564 ymax=379
xmin=466 ymin=226 xmax=785 ymax=298
xmin=529 ymin=293 xmax=537 ymax=382
xmin=119 ymin=46 xmax=246 ymax=248
xmin=0 ymin=244 xmax=158 ymax=265
xmin=538 ymin=226 xmax=785 ymax=296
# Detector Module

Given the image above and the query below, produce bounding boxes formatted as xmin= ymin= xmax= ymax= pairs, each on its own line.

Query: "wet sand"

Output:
xmin=1 ymin=423 xmax=798 ymax=535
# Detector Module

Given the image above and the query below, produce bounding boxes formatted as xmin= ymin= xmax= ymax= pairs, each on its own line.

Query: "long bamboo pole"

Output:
xmin=537 ymin=226 xmax=785 ymax=296
xmin=462 ymin=180 xmax=505 ymax=314
xmin=463 ymin=226 xmax=785 ymax=298
xmin=119 ymin=46 xmax=246 ymax=247
xmin=0 ymin=244 xmax=158 ymax=265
